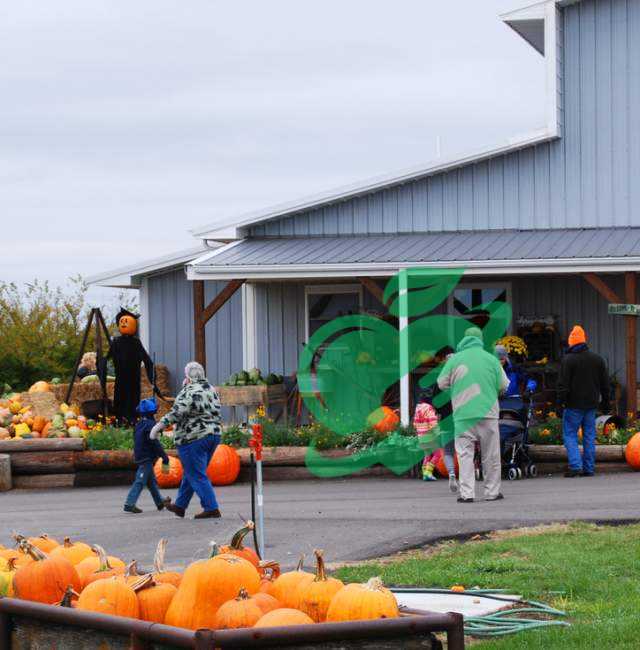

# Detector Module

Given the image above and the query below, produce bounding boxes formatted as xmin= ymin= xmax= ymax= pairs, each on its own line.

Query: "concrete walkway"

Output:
xmin=2 ymin=473 xmax=638 ymax=570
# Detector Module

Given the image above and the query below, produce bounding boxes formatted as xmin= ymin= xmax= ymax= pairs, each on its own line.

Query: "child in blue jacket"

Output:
xmin=123 ymin=398 xmax=170 ymax=514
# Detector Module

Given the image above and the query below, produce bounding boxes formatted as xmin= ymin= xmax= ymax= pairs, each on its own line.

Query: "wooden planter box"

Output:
xmin=216 ymin=383 xmax=286 ymax=406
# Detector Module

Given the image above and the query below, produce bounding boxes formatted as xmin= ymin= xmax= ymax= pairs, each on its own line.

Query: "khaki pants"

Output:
xmin=454 ymin=418 xmax=501 ymax=500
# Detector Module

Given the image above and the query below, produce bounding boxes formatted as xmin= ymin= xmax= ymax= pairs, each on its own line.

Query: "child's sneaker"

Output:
xmin=448 ymin=474 xmax=458 ymax=493
xmin=422 ymin=461 xmax=437 ymax=481
xmin=422 ymin=474 xmax=437 ymax=482
xmin=124 ymin=505 xmax=143 ymax=514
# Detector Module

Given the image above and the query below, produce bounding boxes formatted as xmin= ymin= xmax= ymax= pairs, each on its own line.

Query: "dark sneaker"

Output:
xmin=124 ymin=505 xmax=143 ymax=514
xmin=564 ymin=470 xmax=582 ymax=478
xmin=457 ymin=497 xmax=474 ymax=504
xmin=485 ymin=493 xmax=505 ymax=502
xmin=156 ymin=497 xmax=171 ymax=511
xmin=580 ymin=471 xmax=595 ymax=477
xmin=165 ymin=502 xmax=186 ymax=518
xmin=194 ymin=509 xmax=222 ymax=519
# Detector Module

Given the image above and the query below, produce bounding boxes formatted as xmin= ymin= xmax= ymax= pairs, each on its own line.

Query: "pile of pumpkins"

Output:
xmin=0 ymin=523 xmax=399 ymax=631
xmin=0 ymin=398 xmax=96 ymax=440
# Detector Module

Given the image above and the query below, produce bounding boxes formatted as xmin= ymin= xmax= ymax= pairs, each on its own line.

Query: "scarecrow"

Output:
xmin=103 ymin=308 xmax=157 ymax=425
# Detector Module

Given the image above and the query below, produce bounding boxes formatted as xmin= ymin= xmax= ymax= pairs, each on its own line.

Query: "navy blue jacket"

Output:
xmin=133 ymin=417 xmax=170 ymax=465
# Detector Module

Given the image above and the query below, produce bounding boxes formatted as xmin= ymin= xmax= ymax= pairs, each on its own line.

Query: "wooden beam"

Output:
xmin=358 ymin=277 xmax=386 ymax=307
xmin=201 ymin=279 xmax=246 ymax=324
xmin=193 ymin=280 xmax=206 ymax=368
xmin=582 ymin=272 xmax=622 ymax=304
xmin=626 ymin=272 xmax=637 ymax=415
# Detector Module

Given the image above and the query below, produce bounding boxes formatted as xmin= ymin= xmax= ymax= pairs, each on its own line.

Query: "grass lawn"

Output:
xmin=333 ymin=522 xmax=640 ymax=649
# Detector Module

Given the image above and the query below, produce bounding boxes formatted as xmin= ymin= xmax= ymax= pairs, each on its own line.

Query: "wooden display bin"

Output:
xmin=215 ymin=383 xmax=288 ymax=424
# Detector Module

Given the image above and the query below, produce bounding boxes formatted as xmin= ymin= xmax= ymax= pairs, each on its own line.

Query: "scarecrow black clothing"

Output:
xmin=106 ymin=335 xmax=154 ymax=425
xmin=558 ymin=343 xmax=610 ymax=412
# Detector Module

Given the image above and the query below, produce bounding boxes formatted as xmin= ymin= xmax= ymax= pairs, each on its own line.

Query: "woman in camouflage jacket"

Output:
xmin=151 ymin=361 xmax=222 ymax=519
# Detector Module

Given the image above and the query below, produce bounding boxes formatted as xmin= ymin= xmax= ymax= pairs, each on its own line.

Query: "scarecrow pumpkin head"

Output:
xmin=115 ymin=308 xmax=139 ymax=336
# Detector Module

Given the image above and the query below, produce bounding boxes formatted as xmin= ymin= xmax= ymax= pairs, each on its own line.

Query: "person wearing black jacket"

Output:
xmin=123 ymin=399 xmax=170 ymax=514
xmin=558 ymin=325 xmax=610 ymax=478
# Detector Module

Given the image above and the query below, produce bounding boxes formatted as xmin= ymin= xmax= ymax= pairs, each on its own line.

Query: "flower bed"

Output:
xmin=528 ymin=410 xmax=635 ymax=446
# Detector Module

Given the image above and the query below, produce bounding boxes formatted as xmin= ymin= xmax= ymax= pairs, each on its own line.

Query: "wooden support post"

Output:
xmin=193 ymin=280 xmax=206 ymax=368
xmin=626 ymin=272 xmax=637 ymax=416
xmin=582 ymin=272 xmax=622 ymax=304
xmin=358 ymin=276 xmax=386 ymax=307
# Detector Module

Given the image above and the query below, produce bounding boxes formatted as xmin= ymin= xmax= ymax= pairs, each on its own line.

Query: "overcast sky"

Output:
xmin=1 ymin=0 xmax=545 ymax=300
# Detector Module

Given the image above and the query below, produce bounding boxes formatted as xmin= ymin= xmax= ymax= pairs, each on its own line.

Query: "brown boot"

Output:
xmin=165 ymin=502 xmax=185 ymax=518
xmin=193 ymin=509 xmax=222 ymax=519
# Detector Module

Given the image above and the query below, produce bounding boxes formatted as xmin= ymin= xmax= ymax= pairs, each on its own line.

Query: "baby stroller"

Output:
xmin=498 ymin=379 xmax=538 ymax=480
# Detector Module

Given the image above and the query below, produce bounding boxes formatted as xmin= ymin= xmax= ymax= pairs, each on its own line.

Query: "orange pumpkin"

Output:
xmin=27 ymin=534 xmax=60 ymax=553
xmin=12 ymin=541 xmax=81 ymax=605
xmin=219 ymin=521 xmax=260 ymax=568
xmin=76 ymin=576 xmax=139 ymax=619
xmin=28 ymin=381 xmax=50 ymax=393
xmin=76 ymin=545 xmax=126 ymax=588
xmin=367 ymin=406 xmax=399 ymax=434
xmin=41 ymin=422 xmax=52 ymax=438
xmin=118 ymin=315 xmax=138 ymax=336
xmin=254 ymin=608 xmax=314 ymax=628
xmin=270 ymin=556 xmax=314 ymax=609
xmin=625 ymin=432 xmax=640 ymax=469
xmin=164 ymin=546 xmax=260 ymax=630
xmin=214 ymin=588 xmax=264 ymax=629
xmin=206 ymin=444 xmax=241 ymax=485
xmin=297 ymin=550 xmax=344 ymax=623
xmin=0 ymin=546 xmax=34 ymax=569
xmin=154 ymin=456 xmax=183 ymax=488
xmin=326 ymin=577 xmax=399 ymax=622
xmin=133 ymin=575 xmax=177 ymax=623
xmin=252 ymin=592 xmax=282 ymax=615
xmin=31 ymin=416 xmax=48 ymax=434
xmin=435 ymin=453 xmax=459 ymax=478
xmin=152 ymin=539 xmax=182 ymax=587
xmin=50 ymin=537 xmax=94 ymax=566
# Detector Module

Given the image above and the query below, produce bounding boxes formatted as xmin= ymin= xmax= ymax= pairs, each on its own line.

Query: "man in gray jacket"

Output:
xmin=438 ymin=328 xmax=510 ymax=503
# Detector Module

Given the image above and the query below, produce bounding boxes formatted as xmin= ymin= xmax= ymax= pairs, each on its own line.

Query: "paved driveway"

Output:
xmin=2 ymin=473 xmax=638 ymax=570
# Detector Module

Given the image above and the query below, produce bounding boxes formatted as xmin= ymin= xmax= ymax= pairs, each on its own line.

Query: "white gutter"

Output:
xmin=186 ymin=256 xmax=640 ymax=281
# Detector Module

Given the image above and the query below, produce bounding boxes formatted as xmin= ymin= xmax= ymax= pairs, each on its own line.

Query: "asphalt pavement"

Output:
xmin=2 ymin=473 xmax=638 ymax=571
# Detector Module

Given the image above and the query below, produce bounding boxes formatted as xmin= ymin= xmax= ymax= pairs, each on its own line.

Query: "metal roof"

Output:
xmin=187 ymin=228 xmax=640 ymax=279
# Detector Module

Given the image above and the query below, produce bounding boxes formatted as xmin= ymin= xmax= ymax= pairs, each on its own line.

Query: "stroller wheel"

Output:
xmin=507 ymin=467 xmax=518 ymax=481
xmin=516 ymin=467 xmax=523 ymax=479
xmin=527 ymin=464 xmax=538 ymax=478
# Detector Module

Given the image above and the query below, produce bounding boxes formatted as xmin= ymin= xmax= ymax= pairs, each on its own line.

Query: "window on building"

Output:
xmin=305 ymin=284 xmax=363 ymax=341
xmin=448 ymin=283 xmax=511 ymax=330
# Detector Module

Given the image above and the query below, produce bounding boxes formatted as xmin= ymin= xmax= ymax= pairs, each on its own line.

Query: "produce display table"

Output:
xmin=216 ymin=384 xmax=288 ymax=424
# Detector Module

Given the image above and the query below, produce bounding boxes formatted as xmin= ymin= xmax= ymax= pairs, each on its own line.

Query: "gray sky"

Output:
xmin=1 ymin=0 xmax=544 ymax=298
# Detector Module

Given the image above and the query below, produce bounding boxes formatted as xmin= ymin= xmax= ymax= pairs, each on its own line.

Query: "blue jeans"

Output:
xmin=125 ymin=461 xmax=164 ymax=508
xmin=563 ymin=408 xmax=596 ymax=473
xmin=175 ymin=434 xmax=220 ymax=511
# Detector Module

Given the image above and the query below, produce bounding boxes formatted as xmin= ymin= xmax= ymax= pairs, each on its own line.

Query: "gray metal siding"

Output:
xmin=249 ymin=0 xmax=640 ymax=238
xmin=147 ymin=270 xmax=243 ymax=392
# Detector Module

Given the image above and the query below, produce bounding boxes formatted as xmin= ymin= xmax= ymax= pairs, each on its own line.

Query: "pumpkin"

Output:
xmin=0 ymin=427 xmax=10 ymax=440
xmin=76 ymin=545 xmax=126 ymax=588
xmin=133 ymin=575 xmax=177 ymax=623
xmin=367 ymin=406 xmax=400 ymax=434
xmin=219 ymin=521 xmax=260 ymax=568
xmin=206 ymin=444 xmax=241 ymax=485
xmin=258 ymin=560 xmax=281 ymax=594
xmin=27 ymin=534 xmax=60 ymax=554
xmin=30 ymin=416 xmax=48 ymax=434
xmin=435 ymin=453 xmax=459 ymax=478
xmin=50 ymin=537 xmax=94 ymax=565
xmin=0 ymin=546 xmax=34 ymax=569
xmin=8 ymin=401 xmax=22 ymax=415
xmin=164 ymin=545 xmax=260 ymax=630
xmin=124 ymin=560 xmax=142 ymax=585
xmin=625 ymin=432 xmax=640 ymax=469
xmin=214 ymin=588 xmax=264 ymax=629
xmin=118 ymin=314 xmax=138 ymax=336
xmin=152 ymin=539 xmax=182 ymax=587
xmin=154 ymin=455 xmax=183 ymax=488
xmin=252 ymin=592 xmax=282 ymax=615
xmin=28 ymin=381 xmax=51 ymax=393
xmin=270 ymin=556 xmax=314 ymax=609
xmin=76 ymin=576 xmax=140 ymax=619
xmin=297 ymin=550 xmax=344 ymax=623
xmin=254 ymin=608 xmax=314 ymax=628
xmin=12 ymin=540 xmax=81 ymax=605
xmin=0 ymin=558 xmax=17 ymax=597
xmin=65 ymin=419 xmax=78 ymax=428
xmin=326 ymin=577 xmax=399 ymax=622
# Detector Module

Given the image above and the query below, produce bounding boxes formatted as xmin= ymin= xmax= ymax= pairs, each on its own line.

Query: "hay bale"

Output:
xmin=18 ymin=392 xmax=60 ymax=420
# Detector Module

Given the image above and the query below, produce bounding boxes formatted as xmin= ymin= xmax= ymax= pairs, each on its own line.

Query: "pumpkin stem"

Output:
xmin=125 ymin=560 xmax=140 ymax=578
xmin=91 ymin=545 xmax=113 ymax=572
xmin=153 ymin=538 xmax=167 ymax=574
xmin=364 ymin=577 xmax=385 ymax=591
xmin=130 ymin=574 xmax=155 ymax=593
xmin=208 ymin=541 xmax=221 ymax=558
xmin=57 ymin=585 xmax=80 ymax=608
xmin=258 ymin=560 xmax=281 ymax=580
xmin=63 ymin=536 xmax=73 ymax=548
xmin=7 ymin=558 xmax=17 ymax=571
xmin=229 ymin=521 xmax=255 ymax=550
xmin=18 ymin=539 xmax=47 ymax=562
xmin=295 ymin=554 xmax=306 ymax=572
xmin=313 ymin=549 xmax=327 ymax=582
xmin=236 ymin=588 xmax=250 ymax=600
xmin=11 ymin=532 xmax=26 ymax=548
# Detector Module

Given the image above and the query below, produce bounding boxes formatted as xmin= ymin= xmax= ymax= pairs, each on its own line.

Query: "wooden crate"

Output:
xmin=216 ymin=383 xmax=286 ymax=406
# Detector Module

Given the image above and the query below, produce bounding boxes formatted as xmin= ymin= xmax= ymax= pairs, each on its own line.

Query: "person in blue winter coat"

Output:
xmin=494 ymin=345 xmax=523 ymax=397
xmin=123 ymin=398 xmax=170 ymax=514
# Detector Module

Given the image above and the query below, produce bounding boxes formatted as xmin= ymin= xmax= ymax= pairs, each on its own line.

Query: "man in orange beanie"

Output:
xmin=558 ymin=325 xmax=610 ymax=477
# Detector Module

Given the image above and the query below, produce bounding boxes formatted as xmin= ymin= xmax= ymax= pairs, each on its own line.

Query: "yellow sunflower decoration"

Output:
xmin=496 ymin=335 xmax=528 ymax=359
